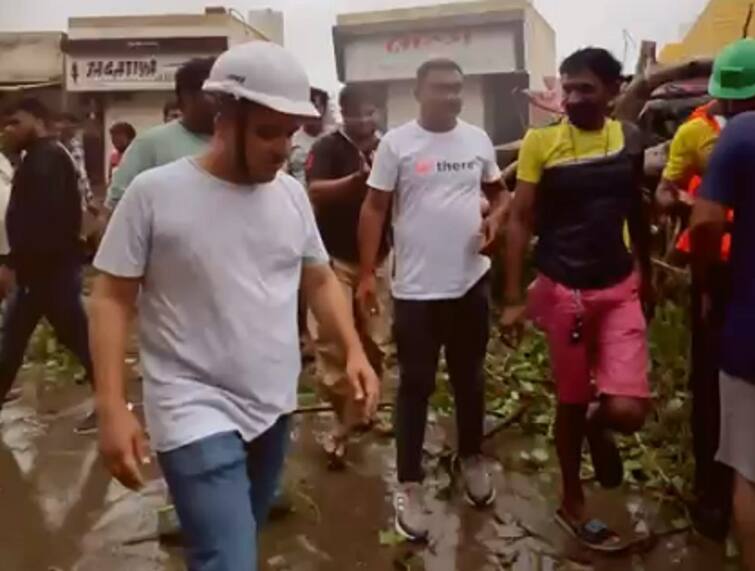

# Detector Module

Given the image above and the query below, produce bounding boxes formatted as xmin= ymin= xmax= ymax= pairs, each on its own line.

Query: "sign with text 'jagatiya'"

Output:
xmin=66 ymin=54 xmax=202 ymax=92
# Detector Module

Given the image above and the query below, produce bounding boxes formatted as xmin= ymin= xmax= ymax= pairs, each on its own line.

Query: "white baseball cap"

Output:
xmin=203 ymin=41 xmax=319 ymax=118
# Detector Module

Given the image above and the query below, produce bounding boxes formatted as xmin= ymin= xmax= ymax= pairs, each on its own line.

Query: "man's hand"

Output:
xmin=356 ymin=274 xmax=379 ymax=320
xmin=345 ymin=350 xmax=380 ymax=423
xmin=480 ymin=210 xmax=505 ymax=254
xmin=98 ymin=401 xmax=149 ymax=491
xmin=499 ymin=303 xmax=527 ymax=348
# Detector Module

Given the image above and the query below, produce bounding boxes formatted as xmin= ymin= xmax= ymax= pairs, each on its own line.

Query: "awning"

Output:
xmin=0 ymin=80 xmax=61 ymax=92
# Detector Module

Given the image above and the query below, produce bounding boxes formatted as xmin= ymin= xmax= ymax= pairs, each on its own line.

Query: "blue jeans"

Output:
xmin=158 ymin=416 xmax=290 ymax=571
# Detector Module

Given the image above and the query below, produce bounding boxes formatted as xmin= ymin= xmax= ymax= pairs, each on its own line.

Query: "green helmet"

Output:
xmin=709 ymin=39 xmax=755 ymax=100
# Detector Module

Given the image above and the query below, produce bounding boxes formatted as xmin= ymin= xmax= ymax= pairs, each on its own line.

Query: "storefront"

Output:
xmin=63 ymin=9 xmax=266 ymax=188
xmin=333 ymin=0 xmax=555 ymax=145
xmin=0 ymin=32 xmax=65 ymax=113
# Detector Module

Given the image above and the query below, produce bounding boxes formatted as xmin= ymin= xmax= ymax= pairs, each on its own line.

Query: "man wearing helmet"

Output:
xmin=90 ymin=42 xmax=379 ymax=571
xmin=655 ymin=39 xmax=755 ymax=540
xmin=690 ymin=38 xmax=755 ymax=571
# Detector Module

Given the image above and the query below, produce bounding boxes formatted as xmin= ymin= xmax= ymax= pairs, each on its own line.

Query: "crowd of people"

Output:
xmin=0 ymin=33 xmax=754 ymax=571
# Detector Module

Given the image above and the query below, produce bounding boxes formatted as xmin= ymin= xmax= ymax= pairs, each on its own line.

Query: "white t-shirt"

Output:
xmin=94 ymin=158 xmax=329 ymax=452
xmin=368 ymin=120 xmax=501 ymax=300
xmin=0 ymin=153 xmax=12 ymax=256
xmin=288 ymin=128 xmax=320 ymax=187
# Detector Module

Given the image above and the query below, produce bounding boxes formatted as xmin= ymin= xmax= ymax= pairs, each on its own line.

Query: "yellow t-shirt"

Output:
xmin=661 ymin=117 xmax=720 ymax=184
xmin=517 ymin=118 xmax=625 ymax=184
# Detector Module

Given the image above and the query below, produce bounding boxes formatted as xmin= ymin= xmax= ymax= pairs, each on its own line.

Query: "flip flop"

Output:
xmin=555 ymin=509 xmax=627 ymax=553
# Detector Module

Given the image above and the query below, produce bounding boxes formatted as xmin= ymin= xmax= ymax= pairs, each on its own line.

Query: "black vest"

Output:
xmin=534 ymin=122 xmax=643 ymax=290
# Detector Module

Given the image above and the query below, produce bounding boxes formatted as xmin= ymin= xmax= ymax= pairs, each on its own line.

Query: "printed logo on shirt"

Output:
xmin=415 ymin=158 xmax=478 ymax=175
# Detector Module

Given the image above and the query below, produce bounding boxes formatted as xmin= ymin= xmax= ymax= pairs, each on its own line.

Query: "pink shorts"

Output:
xmin=527 ymin=272 xmax=650 ymax=404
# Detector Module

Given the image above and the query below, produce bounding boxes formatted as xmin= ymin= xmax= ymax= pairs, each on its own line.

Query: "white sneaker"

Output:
xmin=460 ymin=455 xmax=496 ymax=507
xmin=394 ymin=482 xmax=430 ymax=542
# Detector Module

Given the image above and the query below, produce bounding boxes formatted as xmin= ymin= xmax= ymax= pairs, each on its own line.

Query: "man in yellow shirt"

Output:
xmin=502 ymin=48 xmax=652 ymax=552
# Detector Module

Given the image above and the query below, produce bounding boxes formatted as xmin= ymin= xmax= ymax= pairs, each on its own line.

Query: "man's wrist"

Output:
xmin=96 ymin=391 xmax=128 ymax=413
xmin=358 ymin=267 xmax=376 ymax=282
xmin=503 ymin=293 xmax=525 ymax=307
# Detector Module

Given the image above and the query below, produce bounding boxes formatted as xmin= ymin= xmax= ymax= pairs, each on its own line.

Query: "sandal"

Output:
xmin=555 ymin=508 xmax=626 ymax=553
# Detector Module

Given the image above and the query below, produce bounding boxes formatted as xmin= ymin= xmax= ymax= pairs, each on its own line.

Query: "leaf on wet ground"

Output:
xmin=670 ymin=517 xmax=688 ymax=530
xmin=380 ymin=528 xmax=407 ymax=547
xmin=726 ymin=538 xmax=740 ymax=560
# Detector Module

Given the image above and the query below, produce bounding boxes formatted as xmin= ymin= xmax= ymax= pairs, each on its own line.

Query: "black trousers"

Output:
xmin=0 ymin=266 xmax=93 ymax=402
xmin=394 ymin=276 xmax=490 ymax=483
xmin=690 ymin=264 xmax=732 ymax=520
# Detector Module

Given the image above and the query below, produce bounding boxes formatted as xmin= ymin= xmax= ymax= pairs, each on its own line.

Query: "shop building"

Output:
xmin=63 ymin=8 xmax=268 ymax=186
xmin=333 ymin=0 xmax=555 ymax=145
xmin=0 ymin=32 xmax=65 ymax=112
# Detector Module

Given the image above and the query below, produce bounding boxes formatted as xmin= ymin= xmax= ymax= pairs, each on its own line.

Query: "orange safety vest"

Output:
xmin=675 ymin=102 xmax=732 ymax=260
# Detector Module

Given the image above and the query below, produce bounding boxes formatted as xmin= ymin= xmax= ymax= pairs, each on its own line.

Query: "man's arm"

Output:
xmin=656 ymin=122 xmax=697 ymax=211
xmin=690 ymin=114 xmax=746 ymax=292
xmin=614 ymin=59 xmax=713 ymax=122
xmin=628 ymin=178 xmax=654 ymax=310
xmin=503 ymin=180 xmax=537 ymax=306
xmin=356 ymin=136 xmax=398 ymax=314
xmin=306 ymin=137 xmax=369 ymax=207
xmin=690 ymin=198 xmax=727 ymax=290
xmin=90 ymin=273 xmax=148 ymax=490
xmin=92 ymin=174 xmax=152 ymax=490
xmin=18 ymin=148 xmax=81 ymax=258
xmin=309 ymin=172 xmax=368 ymax=207
xmin=357 ymin=188 xmax=392 ymax=315
xmin=480 ymin=178 xmax=511 ymax=253
xmin=301 ymin=263 xmax=379 ymax=417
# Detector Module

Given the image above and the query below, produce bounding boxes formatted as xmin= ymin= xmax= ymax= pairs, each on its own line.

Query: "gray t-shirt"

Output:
xmin=368 ymin=120 xmax=501 ymax=300
xmin=95 ymin=158 xmax=329 ymax=452
xmin=106 ymin=120 xmax=210 ymax=210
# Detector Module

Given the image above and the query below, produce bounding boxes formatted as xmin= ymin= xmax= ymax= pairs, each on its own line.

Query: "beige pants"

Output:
xmin=309 ymin=258 xmax=392 ymax=421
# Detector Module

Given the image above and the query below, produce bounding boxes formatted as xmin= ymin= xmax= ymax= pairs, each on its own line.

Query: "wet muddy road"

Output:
xmin=0 ymin=373 xmax=738 ymax=570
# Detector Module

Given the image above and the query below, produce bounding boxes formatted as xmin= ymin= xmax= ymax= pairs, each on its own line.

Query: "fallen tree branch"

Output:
xmin=293 ymin=401 xmax=393 ymax=415
xmin=484 ymin=402 xmax=529 ymax=441
xmin=651 ymin=258 xmax=689 ymax=279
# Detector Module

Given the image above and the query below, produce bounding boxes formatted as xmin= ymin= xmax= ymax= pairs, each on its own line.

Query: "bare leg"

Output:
xmin=592 ymin=395 xmax=648 ymax=435
xmin=734 ymin=472 xmax=755 ymax=571
xmin=556 ymin=402 xmax=589 ymax=521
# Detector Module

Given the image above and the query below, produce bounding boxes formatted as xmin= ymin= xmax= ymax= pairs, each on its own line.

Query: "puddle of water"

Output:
xmin=0 ymin=378 xmax=732 ymax=571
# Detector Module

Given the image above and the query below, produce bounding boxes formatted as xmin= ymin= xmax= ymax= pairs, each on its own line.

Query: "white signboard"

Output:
xmin=66 ymin=54 xmax=207 ymax=92
xmin=343 ymin=25 xmax=518 ymax=82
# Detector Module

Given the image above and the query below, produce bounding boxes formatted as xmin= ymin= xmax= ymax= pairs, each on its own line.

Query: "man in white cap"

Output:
xmin=89 ymin=41 xmax=379 ymax=570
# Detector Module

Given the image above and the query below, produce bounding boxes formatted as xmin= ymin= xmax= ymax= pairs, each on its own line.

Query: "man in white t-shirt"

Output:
xmin=288 ymin=87 xmax=329 ymax=186
xmin=357 ymin=58 xmax=509 ymax=541
xmin=91 ymin=42 xmax=379 ymax=571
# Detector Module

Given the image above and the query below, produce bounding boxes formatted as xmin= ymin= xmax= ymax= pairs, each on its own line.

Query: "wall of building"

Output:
xmin=0 ymin=32 xmax=64 ymax=85
xmin=523 ymin=6 xmax=556 ymax=90
xmin=67 ymin=14 xmax=265 ymax=44
xmin=343 ymin=23 xmax=520 ymax=82
xmin=103 ymin=91 xmax=168 ymax=164
xmin=386 ymin=75 xmax=485 ymax=129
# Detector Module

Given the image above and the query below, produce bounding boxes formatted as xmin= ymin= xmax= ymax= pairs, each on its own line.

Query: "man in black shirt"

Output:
xmin=1 ymin=98 xmax=94 ymax=432
xmin=306 ymin=85 xmax=390 ymax=466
